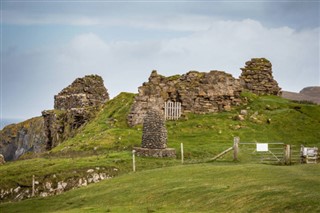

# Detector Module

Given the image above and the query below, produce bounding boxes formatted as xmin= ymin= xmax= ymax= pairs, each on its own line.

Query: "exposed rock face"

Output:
xmin=240 ymin=58 xmax=281 ymax=95
xmin=128 ymin=70 xmax=242 ymax=126
xmin=141 ymin=109 xmax=167 ymax=149
xmin=43 ymin=75 xmax=109 ymax=150
xmin=0 ymin=117 xmax=46 ymax=161
xmin=54 ymin=75 xmax=109 ymax=110
xmin=0 ymin=75 xmax=109 ymax=160
xmin=42 ymin=108 xmax=97 ymax=150
xmin=0 ymin=167 xmax=118 ymax=202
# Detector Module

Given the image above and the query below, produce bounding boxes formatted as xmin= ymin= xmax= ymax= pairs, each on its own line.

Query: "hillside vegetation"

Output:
xmin=1 ymin=164 xmax=320 ymax=212
xmin=54 ymin=91 xmax=319 ymax=164
xmin=1 ymin=92 xmax=320 ymax=212
xmin=54 ymin=91 xmax=320 ymax=158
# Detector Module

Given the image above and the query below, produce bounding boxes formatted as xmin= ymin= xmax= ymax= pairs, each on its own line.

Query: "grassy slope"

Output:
xmin=52 ymin=92 xmax=141 ymax=152
xmin=53 ymin=91 xmax=320 ymax=160
xmin=1 ymin=163 xmax=319 ymax=213
xmin=1 ymin=92 xmax=320 ymax=211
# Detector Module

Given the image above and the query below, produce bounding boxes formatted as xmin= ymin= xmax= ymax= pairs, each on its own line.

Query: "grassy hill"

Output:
xmin=52 ymin=91 xmax=320 ymax=158
xmin=1 ymin=163 xmax=319 ymax=212
xmin=0 ymin=92 xmax=320 ymax=212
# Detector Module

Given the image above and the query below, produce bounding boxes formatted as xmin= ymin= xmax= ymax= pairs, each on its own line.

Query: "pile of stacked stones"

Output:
xmin=240 ymin=58 xmax=281 ymax=95
xmin=134 ymin=108 xmax=176 ymax=158
xmin=141 ymin=109 xmax=168 ymax=149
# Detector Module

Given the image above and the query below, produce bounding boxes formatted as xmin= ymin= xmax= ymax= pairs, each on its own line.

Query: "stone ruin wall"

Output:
xmin=42 ymin=75 xmax=109 ymax=150
xmin=54 ymin=75 xmax=109 ymax=110
xmin=240 ymin=58 xmax=281 ymax=95
xmin=128 ymin=58 xmax=281 ymax=126
xmin=128 ymin=70 xmax=243 ymax=126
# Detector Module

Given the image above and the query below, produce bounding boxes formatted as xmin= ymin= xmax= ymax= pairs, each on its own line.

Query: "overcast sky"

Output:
xmin=1 ymin=1 xmax=319 ymax=119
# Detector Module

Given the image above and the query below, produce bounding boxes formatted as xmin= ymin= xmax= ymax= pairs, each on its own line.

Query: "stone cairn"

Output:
xmin=134 ymin=109 xmax=176 ymax=158
xmin=240 ymin=58 xmax=281 ymax=96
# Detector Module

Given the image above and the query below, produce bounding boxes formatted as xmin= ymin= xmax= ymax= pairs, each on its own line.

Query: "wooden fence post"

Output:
xmin=233 ymin=137 xmax=240 ymax=161
xmin=32 ymin=175 xmax=35 ymax=197
xmin=132 ymin=150 xmax=136 ymax=172
xmin=181 ymin=143 xmax=184 ymax=164
xmin=284 ymin=144 xmax=291 ymax=165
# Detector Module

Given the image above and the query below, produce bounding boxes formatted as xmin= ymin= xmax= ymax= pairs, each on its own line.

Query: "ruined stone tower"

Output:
xmin=42 ymin=75 xmax=109 ymax=150
xmin=240 ymin=58 xmax=281 ymax=96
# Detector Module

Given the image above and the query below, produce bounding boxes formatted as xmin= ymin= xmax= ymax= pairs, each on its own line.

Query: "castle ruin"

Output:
xmin=128 ymin=58 xmax=281 ymax=126
xmin=42 ymin=75 xmax=109 ymax=150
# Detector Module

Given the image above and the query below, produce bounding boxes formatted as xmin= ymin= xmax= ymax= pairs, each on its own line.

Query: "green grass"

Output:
xmin=53 ymin=91 xmax=320 ymax=161
xmin=52 ymin=92 xmax=141 ymax=153
xmin=1 ymin=92 xmax=319 ymax=211
xmin=0 ymin=152 xmax=180 ymax=189
xmin=1 ymin=163 xmax=319 ymax=212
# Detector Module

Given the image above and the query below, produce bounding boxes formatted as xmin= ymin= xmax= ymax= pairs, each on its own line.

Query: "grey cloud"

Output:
xmin=2 ymin=1 xmax=319 ymax=29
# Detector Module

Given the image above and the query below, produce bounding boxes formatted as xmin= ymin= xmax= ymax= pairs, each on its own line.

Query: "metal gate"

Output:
xmin=239 ymin=142 xmax=300 ymax=164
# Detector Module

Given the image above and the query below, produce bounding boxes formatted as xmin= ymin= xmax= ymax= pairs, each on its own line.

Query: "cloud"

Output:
xmin=2 ymin=19 xmax=319 ymax=119
xmin=2 ymin=1 xmax=319 ymax=30
xmin=2 ymin=9 xmax=100 ymax=26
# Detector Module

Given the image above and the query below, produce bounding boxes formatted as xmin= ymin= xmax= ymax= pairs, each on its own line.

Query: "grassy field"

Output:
xmin=1 ymin=163 xmax=319 ymax=212
xmin=0 ymin=92 xmax=319 ymax=212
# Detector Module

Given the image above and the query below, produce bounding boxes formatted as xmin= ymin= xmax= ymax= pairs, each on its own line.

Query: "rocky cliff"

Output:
xmin=0 ymin=75 xmax=109 ymax=160
xmin=0 ymin=117 xmax=46 ymax=161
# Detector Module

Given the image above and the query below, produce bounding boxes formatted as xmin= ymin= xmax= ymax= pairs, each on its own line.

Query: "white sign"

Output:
xmin=256 ymin=143 xmax=268 ymax=152
xmin=302 ymin=147 xmax=318 ymax=156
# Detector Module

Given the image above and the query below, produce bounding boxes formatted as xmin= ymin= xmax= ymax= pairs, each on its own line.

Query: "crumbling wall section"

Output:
xmin=42 ymin=75 xmax=109 ymax=150
xmin=128 ymin=70 xmax=242 ymax=126
xmin=240 ymin=58 xmax=281 ymax=95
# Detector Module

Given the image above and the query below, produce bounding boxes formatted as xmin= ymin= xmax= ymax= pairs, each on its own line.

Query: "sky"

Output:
xmin=1 ymin=0 xmax=319 ymax=120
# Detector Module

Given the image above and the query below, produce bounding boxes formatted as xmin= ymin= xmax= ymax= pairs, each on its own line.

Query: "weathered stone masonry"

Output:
xmin=42 ymin=75 xmax=109 ymax=150
xmin=128 ymin=58 xmax=281 ymax=126
xmin=141 ymin=109 xmax=168 ymax=149
xmin=128 ymin=70 xmax=243 ymax=126
xmin=134 ymin=108 xmax=176 ymax=158
xmin=240 ymin=58 xmax=281 ymax=96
